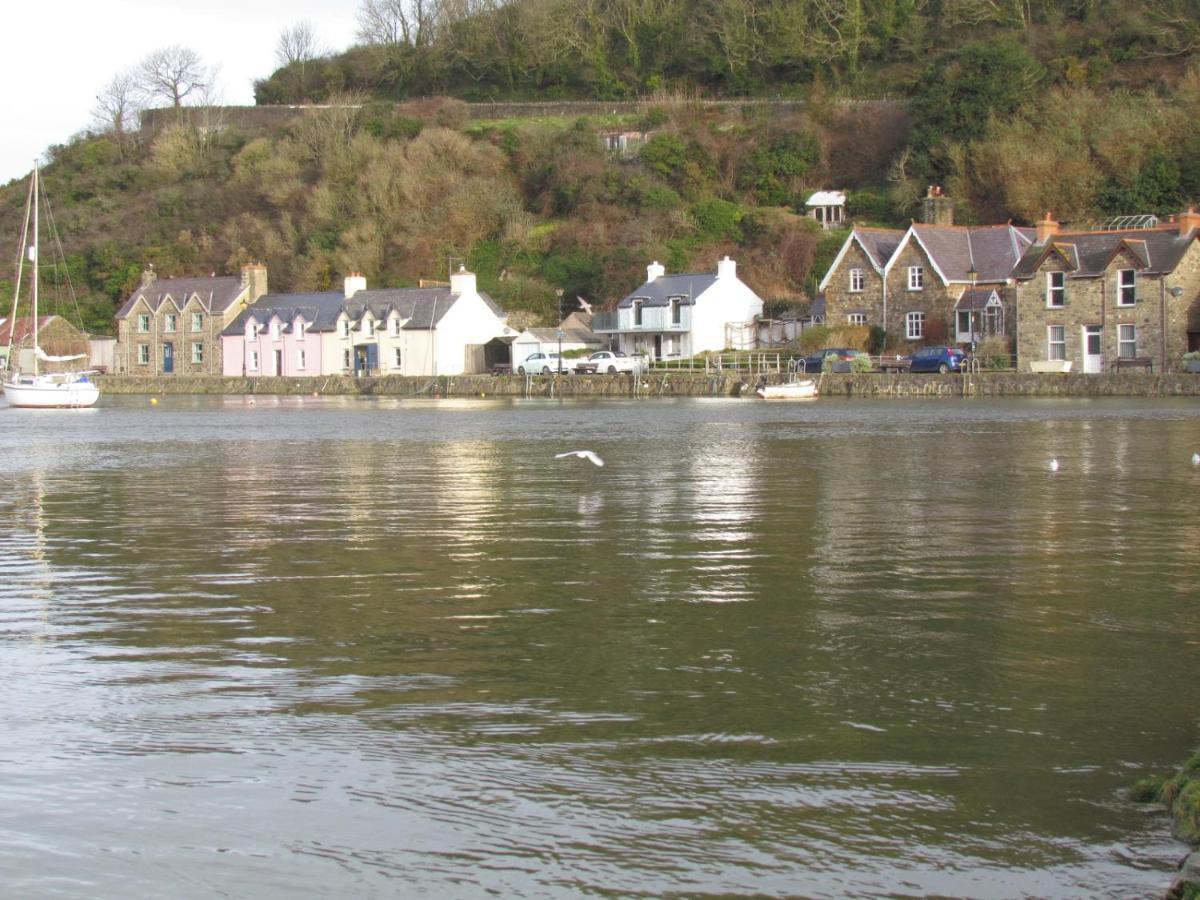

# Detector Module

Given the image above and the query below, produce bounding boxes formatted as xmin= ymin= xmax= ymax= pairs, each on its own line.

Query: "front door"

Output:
xmin=163 ymin=342 xmax=174 ymax=374
xmin=1083 ymin=325 xmax=1103 ymax=373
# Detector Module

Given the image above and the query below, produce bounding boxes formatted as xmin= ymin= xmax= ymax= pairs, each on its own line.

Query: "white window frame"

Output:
xmin=1117 ymin=269 xmax=1136 ymax=307
xmin=164 ymin=313 xmax=177 ymax=333
xmin=633 ymin=300 xmax=643 ymax=327
xmin=191 ymin=342 xmax=203 ymax=364
xmin=1048 ymin=325 xmax=1066 ymax=361
xmin=1118 ymin=323 xmax=1137 ymax=358
xmin=389 ymin=317 xmax=401 ymax=337
xmin=850 ymin=268 xmax=864 ymax=293
xmin=343 ymin=349 xmax=351 ymax=369
xmin=249 ymin=350 xmax=259 ymax=371
xmin=137 ymin=344 xmax=149 ymax=365
xmin=137 ymin=314 xmax=150 ymax=333
xmin=393 ymin=347 xmax=402 ymax=368
xmin=847 ymin=313 xmax=867 ymax=326
xmin=361 ymin=317 xmax=373 ymax=336
xmin=269 ymin=321 xmax=281 ymax=341
xmin=297 ymin=348 xmax=306 ymax=371
xmin=907 ymin=267 xmax=923 ymax=291
xmin=905 ymin=311 xmax=925 ymax=340
xmin=296 ymin=320 xmax=306 ymax=340
xmin=191 ymin=312 xmax=203 ymax=332
xmin=338 ymin=318 xmax=350 ymax=339
xmin=1047 ymin=271 xmax=1065 ymax=308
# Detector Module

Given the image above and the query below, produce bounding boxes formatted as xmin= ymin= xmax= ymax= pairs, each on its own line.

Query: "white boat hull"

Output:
xmin=3 ymin=374 xmax=99 ymax=408
xmin=756 ymin=379 xmax=818 ymax=400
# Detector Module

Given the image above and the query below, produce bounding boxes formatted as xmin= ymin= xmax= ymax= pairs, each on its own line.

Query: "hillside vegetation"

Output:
xmin=2 ymin=0 xmax=1199 ymax=336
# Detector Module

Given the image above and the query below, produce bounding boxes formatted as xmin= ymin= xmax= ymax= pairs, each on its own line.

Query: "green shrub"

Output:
xmin=691 ymin=198 xmax=745 ymax=242
xmin=976 ymin=335 xmax=1014 ymax=370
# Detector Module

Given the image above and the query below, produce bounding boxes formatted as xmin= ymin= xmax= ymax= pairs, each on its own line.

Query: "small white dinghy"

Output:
xmin=756 ymin=377 xmax=818 ymax=400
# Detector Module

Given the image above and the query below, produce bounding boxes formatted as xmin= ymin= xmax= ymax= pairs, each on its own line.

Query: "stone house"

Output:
xmin=820 ymin=222 xmax=1034 ymax=348
xmin=115 ymin=264 xmax=268 ymax=375
xmin=591 ymin=257 xmax=764 ymax=359
xmin=1012 ymin=211 xmax=1200 ymax=373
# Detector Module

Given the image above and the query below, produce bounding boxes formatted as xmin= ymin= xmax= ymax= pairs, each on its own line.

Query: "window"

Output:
xmin=249 ymin=351 xmax=259 ymax=371
xmin=1047 ymin=271 xmax=1065 ymax=307
xmin=957 ymin=310 xmax=972 ymax=338
xmin=633 ymin=300 xmax=643 ymax=326
xmin=137 ymin=314 xmax=150 ymax=333
xmin=394 ymin=348 xmax=402 ymax=368
xmin=906 ymin=311 xmax=925 ymax=340
xmin=246 ymin=321 xmax=257 ymax=341
xmin=342 ymin=349 xmax=351 ymax=369
xmin=1117 ymin=269 xmax=1136 ymax=306
xmin=848 ymin=313 xmax=867 ymax=326
xmin=850 ymin=268 xmax=864 ymax=292
xmin=361 ymin=317 xmax=372 ymax=335
xmin=269 ymin=321 xmax=281 ymax=340
xmin=670 ymin=298 xmax=681 ymax=325
xmin=191 ymin=342 xmax=203 ymax=364
xmin=1048 ymin=325 xmax=1066 ymax=361
xmin=296 ymin=320 xmax=306 ymax=340
xmin=389 ymin=317 xmax=401 ymax=337
xmin=164 ymin=313 xmax=177 ymax=332
xmin=137 ymin=344 xmax=149 ymax=365
xmin=297 ymin=349 xmax=306 ymax=370
xmin=338 ymin=318 xmax=349 ymax=338
xmin=907 ymin=266 xmax=924 ymax=291
xmin=1118 ymin=324 xmax=1137 ymax=358
xmin=191 ymin=313 xmax=203 ymax=332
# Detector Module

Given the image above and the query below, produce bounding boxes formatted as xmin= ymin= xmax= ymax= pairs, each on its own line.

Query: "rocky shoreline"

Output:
xmin=1133 ymin=753 xmax=1200 ymax=899
xmin=91 ymin=371 xmax=1200 ymax=398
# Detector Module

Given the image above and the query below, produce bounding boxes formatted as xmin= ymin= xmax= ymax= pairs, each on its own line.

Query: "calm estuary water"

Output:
xmin=1 ymin=395 xmax=1198 ymax=898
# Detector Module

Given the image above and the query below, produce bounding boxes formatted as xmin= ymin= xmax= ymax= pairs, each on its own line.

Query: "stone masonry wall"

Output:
xmin=824 ymin=243 xmax=884 ymax=328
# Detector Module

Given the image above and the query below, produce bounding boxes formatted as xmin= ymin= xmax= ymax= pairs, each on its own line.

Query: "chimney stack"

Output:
xmin=646 ymin=261 xmax=666 ymax=282
xmin=241 ymin=262 xmax=268 ymax=301
xmin=921 ymin=185 xmax=954 ymax=225
xmin=716 ymin=256 xmax=736 ymax=279
xmin=449 ymin=265 xmax=476 ymax=296
xmin=1179 ymin=207 xmax=1200 ymax=237
xmin=344 ymin=272 xmax=367 ymax=298
xmin=140 ymin=264 xmax=157 ymax=288
xmin=1036 ymin=212 xmax=1060 ymax=244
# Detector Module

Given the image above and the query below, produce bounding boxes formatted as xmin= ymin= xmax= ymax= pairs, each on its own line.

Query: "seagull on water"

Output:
xmin=1049 ymin=458 xmax=1059 ymax=472
xmin=555 ymin=450 xmax=604 ymax=467
xmin=1193 ymin=452 xmax=1200 ymax=466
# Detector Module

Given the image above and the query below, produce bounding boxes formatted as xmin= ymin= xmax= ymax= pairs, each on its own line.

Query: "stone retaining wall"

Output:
xmin=93 ymin=372 xmax=1200 ymax=398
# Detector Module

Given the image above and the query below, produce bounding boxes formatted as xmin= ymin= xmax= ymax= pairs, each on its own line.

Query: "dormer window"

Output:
xmin=670 ymin=298 xmax=681 ymax=325
xmin=191 ymin=313 xmax=203 ymax=332
xmin=164 ymin=313 xmax=177 ymax=333
xmin=907 ymin=267 xmax=924 ymax=291
xmin=361 ymin=317 xmax=372 ymax=336
xmin=269 ymin=321 xmax=281 ymax=340
xmin=1117 ymin=269 xmax=1136 ymax=306
xmin=137 ymin=314 xmax=150 ymax=333
xmin=633 ymin=300 xmax=643 ymax=326
xmin=296 ymin=320 xmax=306 ymax=340
xmin=338 ymin=318 xmax=350 ymax=338
xmin=246 ymin=321 xmax=258 ymax=341
xmin=389 ymin=317 xmax=401 ymax=337
xmin=850 ymin=268 xmax=864 ymax=292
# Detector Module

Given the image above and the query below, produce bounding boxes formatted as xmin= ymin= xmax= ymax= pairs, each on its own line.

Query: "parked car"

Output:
xmin=908 ymin=346 xmax=965 ymax=373
xmin=793 ymin=347 xmax=869 ymax=373
xmin=574 ymin=350 xmax=643 ymax=375
xmin=517 ymin=352 xmax=572 ymax=374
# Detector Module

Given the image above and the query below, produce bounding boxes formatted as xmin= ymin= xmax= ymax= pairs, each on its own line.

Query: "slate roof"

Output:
xmin=222 ymin=292 xmax=345 ymax=335
xmin=806 ymin=190 xmax=846 ymax=206
xmin=907 ymin=224 xmax=1037 ymax=283
xmin=349 ymin=287 xmax=503 ymax=330
xmin=118 ymin=276 xmax=246 ymax=318
xmin=955 ymin=288 xmax=1002 ymax=311
xmin=617 ymin=272 xmax=716 ymax=308
xmin=854 ymin=228 xmax=905 ymax=269
xmin=1012 ymin=225 xmax=1199 ymax=279
xmin=526 ymin=327 xmax=602 ymax=344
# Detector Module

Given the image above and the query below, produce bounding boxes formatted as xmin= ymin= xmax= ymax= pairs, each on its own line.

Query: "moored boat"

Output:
xmin=756 ymin=378 xmax=818 ymax=400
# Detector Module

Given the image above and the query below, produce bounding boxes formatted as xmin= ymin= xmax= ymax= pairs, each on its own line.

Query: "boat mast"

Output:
xmin=3 ymin=168 xmax=34 ymax=376
xmin=31 ymin=162 xmax=39 ymax=377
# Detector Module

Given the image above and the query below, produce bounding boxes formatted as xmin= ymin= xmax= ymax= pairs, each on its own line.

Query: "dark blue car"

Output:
xmin=908 ymin=346 xmax=965 ymax=373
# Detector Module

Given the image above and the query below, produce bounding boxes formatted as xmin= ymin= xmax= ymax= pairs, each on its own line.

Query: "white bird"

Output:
xmin=1192 ymin=452 xmax=1200 ymax=466
xmin=1049 ymin=458 xmax=1059 ymax=472
xmin=577 ymin=296 xmax=594 ymax=314
xmin=555 ymin=450 xmax=604 ymax=467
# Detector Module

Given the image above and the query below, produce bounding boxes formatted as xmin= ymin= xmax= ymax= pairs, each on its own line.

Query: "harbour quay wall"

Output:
xmin=94 ymin=372 xmax=1200 ymax=398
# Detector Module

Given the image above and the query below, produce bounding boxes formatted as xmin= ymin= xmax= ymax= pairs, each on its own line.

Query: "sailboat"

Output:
xmin=2 ymin=163 xmax=98 ymax=408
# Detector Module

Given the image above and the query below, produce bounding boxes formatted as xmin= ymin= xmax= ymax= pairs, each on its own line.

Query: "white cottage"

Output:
xmin=805 ymin=190 xmax=847 ymax=229
xmin=591 ymin=257 xmax=764 ymax=359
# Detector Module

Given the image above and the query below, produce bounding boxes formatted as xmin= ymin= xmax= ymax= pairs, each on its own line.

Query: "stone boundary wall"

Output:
xmin=138 ymin=98 xmax=899 ymax=137
xmin=94 ymin=372 xmax=1200 ymax=398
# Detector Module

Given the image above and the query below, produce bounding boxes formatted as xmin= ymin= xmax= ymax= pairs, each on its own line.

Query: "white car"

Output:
xmin=517 ymin=352 xmax=572 ymax=374
xmin=574 ymin=350 xmax=643 ymax=375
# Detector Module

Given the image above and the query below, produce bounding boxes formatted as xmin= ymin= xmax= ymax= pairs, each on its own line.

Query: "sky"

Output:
xmin=0 ymin=0 xmax=360 ymax=186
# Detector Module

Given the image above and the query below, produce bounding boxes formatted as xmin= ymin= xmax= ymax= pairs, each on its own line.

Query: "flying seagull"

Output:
xmin=555 ymin=450 xmax=604 ymax=467
xmin=577 ymin=296 xmax=594 ymax=314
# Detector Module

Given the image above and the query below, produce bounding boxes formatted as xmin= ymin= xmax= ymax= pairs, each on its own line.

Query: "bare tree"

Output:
xmin=277 ymin=20 xmax=326 ymax=67
xmin=92 ymin=70 xmax=140 ymax=144
xmin=138 ymin=45 xmax=209 ymax=108
xmin=357 ymin=0 xmax=439 ymax=46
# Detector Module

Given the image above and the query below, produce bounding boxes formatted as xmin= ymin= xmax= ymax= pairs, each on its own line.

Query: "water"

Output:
xmin=1 ymin=395 xmax=1198 ymax=897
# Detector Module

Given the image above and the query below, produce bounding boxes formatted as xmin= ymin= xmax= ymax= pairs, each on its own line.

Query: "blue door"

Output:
xmin=163 ymin=342 xmax=174 ymax=374
xmin=366 ymin=344 xmax=378 ymax=373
